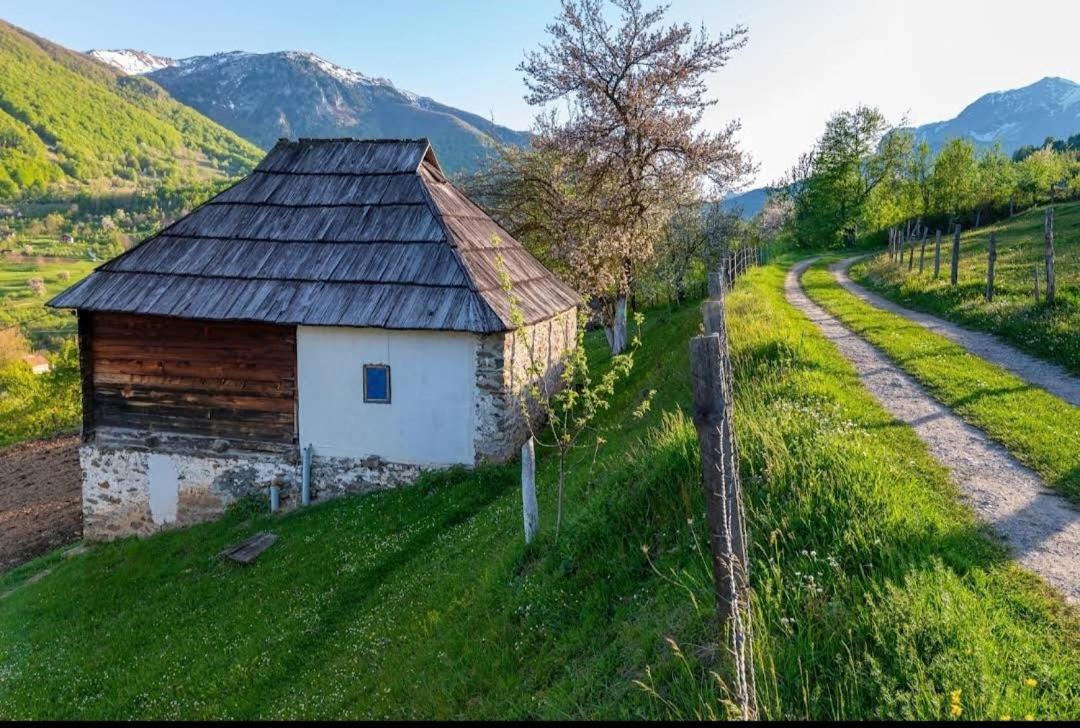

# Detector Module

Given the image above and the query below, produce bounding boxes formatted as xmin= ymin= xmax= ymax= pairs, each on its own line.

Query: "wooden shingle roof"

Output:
xmin=50 ymin=138 xmax=578 ymax=333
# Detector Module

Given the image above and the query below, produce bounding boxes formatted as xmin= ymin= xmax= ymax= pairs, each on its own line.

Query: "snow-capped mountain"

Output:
xmin=89 ymin=48 xmax=528 ymax=175
xmin=911 ymin=76 xmax=1080 ymax=153
xmin=88 ymin=48 xmax=176 ymax=75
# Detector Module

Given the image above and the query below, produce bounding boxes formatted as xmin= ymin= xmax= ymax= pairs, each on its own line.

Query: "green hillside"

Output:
xmin=1 ymin=261 xmax=1076 ymax=720
xmin=851 ymin=201 xmax=1079 ymax=373
xmin=0 ymin=21 xmax=261 ymax=198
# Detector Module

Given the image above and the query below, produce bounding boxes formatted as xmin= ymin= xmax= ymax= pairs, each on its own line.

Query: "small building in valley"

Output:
xmin=20 ymin=353 xmax=51 ymax=375
xmin=50 ymin=138 xmax=578 ymax=539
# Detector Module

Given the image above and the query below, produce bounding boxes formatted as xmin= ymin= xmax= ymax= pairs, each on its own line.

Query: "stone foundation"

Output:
xmin=80 ymin=445 xmax=423 ymax=540
xmin=474 ymin=308 xmax=576 ymax=463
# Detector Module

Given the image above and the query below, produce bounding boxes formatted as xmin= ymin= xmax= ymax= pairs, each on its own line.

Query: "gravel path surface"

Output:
xmin=834 ymin=256 xmax=1080 ymax=407
xmin=787 ymin=258 xmax=1080 ymax=604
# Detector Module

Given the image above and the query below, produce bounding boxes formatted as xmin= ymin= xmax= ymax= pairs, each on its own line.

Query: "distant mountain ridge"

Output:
xmin=90 ymin=48 xmax=530 ymax=176
xmin=910 ymin=76 xmax=1080 ymax=153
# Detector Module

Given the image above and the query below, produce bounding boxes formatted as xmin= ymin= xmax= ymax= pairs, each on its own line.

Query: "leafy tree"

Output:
xmin=789 ymin=106 xmax=907 ymax=247
xmin=1016 ymin=148 xmax=1066 ymax=206
xmin=517 ymin=0 xmax=754 ymax=351
xmin=0 ymin=341 xmax=81 ymax=447
xmin=0 ymin=326 xmax=29 ymax=367
xmin=931 ymin=138 xmax=978 ymax=220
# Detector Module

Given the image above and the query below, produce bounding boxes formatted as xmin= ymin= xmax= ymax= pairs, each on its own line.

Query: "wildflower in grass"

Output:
xmin=949 ymin=689 xmax=962 ymax=718
xmin=1025 ymin=715 xmax=1034 ymax=721
xmin=1001 ymin=716 xmax=1011 ymax=721
xmin=1024 ymin=678 xmax=1037 ymax=688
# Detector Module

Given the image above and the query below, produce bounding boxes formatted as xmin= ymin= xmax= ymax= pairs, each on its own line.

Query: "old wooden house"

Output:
xmin=50 ymin=138 xmax=578 ymax=539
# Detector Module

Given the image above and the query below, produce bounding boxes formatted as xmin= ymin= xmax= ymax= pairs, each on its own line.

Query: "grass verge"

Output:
xmin=849 ymin=201 xmax=1079 ymax=374
xmin=802 ymin=259 xmax=1080 ymax=505
xmin=0 ymin=259 xmax=1077 ymax=719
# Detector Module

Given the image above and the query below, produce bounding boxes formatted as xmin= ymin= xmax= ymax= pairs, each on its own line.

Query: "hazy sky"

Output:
xmin=5 ymin=0 xmax=1080 ymax=187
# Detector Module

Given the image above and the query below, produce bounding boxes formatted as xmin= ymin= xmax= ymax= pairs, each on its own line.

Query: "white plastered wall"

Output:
xmin=297 ymin=326 xmax=476 ymax=465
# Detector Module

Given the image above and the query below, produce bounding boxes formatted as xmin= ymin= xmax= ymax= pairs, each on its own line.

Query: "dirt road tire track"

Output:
xmin=787 ymin=258 xmax=1079 ymax=604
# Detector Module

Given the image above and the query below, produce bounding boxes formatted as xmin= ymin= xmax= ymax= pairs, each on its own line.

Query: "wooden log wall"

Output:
xmin=85 ymin=313 xmax=297 ymax=449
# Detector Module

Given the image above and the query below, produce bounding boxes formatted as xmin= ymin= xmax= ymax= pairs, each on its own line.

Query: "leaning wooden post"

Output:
xmin=918 ymin=229 xmax=928 ymax=274
xmin=985 ymin=233 xmax=997 ymax=302
xmin=907 ymin=238 xmax=915 ymax=271
xmin=690 ymin=331 xmax=756 ymax=720
xmin=933 ymin=229 xmax=942 ymax=278
xmin=1033 ymin=264 xmax=1041 ymax=303
xmin=521 ymin=436 xmax=539 ymax=544
xmin=1045 ymin=207 xmax=1056 ymax=304
xmin=950 ymin=224 xmax=961 ymax=287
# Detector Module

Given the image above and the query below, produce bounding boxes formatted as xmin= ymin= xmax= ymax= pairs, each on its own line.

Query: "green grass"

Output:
xmin=850 ymin=201 xmax=1080 ymax=374
xmin=802 ymin=259 xmax=1080 ymax=505
xmin=0 ymin=257 xmax=96 ymax=346
xmin=0 ymin=259 xmax=1077 ymax=720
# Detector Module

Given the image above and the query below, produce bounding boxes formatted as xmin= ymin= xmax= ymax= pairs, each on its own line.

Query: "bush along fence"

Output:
xmin=688 ymin=271 xmax=757 ymax=719
xmin=636 ymin=244 xmax=771 ymax=311
xmin=885 ymin=207 xmax=1060 ymax=305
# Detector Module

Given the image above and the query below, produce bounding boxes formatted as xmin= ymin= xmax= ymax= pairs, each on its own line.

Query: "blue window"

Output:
xmin=364 ymin=364 xmax=391 ymax=403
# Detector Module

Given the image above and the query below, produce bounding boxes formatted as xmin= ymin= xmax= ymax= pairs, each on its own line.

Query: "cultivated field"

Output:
xmin=0 ymin=435 xmax=81 ymax=572
xmin=0 ymin=257 xmax=96 ymax=347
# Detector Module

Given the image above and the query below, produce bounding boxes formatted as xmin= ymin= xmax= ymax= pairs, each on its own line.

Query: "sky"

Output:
xmin=4 ymin=0 xmax=1080 ymax=187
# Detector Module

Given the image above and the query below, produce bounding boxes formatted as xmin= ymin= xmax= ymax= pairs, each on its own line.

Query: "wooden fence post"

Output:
xmin=933 ymin=229 xmax=942 ymax=278
xmin=918 ymin=230 xmax=928 ymax=274
xmin=521 ymin=436 xmax=539 ymax=544
xmin=1045 ymin=207 xmax=1056 ymax=305
xmin=690 ymin=331 xmax=756 ymax=720
xmin=1033 ymin=264 xmax=1041 ymax=303
xmin=986 ymin=233 xmax=997 ymax=302
xmin=708 ymin=271 xmax=724 ymax=299
xmin=907 ymin=238 xmax=915 ymax=271
xmin=950 ymin=224 xmax=961 ymax=287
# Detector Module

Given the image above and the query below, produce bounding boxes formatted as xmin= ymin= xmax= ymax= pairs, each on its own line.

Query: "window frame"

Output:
xmin=363 ymin=363 xmax=392 ymax=404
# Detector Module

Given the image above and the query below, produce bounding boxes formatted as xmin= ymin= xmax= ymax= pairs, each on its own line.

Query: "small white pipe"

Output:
xmin=301 ymin=444 xmax=313 ymax=506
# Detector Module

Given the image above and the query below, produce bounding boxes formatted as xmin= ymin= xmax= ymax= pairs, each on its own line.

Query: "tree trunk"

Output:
xmin=1045 ymin=207 xmax=1056 ymax=304
xmin=611 ymin=296 xmax=628 ymax=354
xmin=986 ymin=233 xmax=997 ymax=302
xmin=951 ymin=224 xmax=961 ymax=287
xmin=555 ymin=457 xmax=566 ymax=542
xmin=521 ymin=437 xmax=539 ymax=544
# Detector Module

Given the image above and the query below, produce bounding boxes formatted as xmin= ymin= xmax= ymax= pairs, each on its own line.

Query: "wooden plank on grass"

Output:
xmin=222 ymin=532 xmax=278 ymax=564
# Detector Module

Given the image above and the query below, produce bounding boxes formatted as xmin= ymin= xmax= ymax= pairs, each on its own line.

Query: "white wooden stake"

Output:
xmin=521 ymin=436 xmax=539 ymax=544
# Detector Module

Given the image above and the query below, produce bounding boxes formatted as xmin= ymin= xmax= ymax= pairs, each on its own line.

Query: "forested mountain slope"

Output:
xmin=0 ymin=21 xmax=261 ymax=198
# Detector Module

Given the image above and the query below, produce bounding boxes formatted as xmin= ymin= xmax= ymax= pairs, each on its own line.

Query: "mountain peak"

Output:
xmin=911 ymin=75 xmax=1080 ymax=152
xmin=93 ymin=46 xmax=529 ymax=174
xmin=87 ymin=48 xmax=176 ymax=75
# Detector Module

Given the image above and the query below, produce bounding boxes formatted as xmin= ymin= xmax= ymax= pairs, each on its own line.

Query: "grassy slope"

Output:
xmin=0 ymin=258 xmax=97 ymax=342
xmin=0 ymin=260 xmax=1077 ymax=720
xmin=802 ymin=260 xmax=1080 ymax=504
xmin=0 ymin=21 xmax=261 ymax=197
xmin=850 ymin=202 xmax=1079 ymax=374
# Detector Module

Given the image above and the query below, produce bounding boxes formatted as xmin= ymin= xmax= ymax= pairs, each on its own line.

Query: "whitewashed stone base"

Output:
xmin=80 ymin=445 xmax=424 ymax=540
